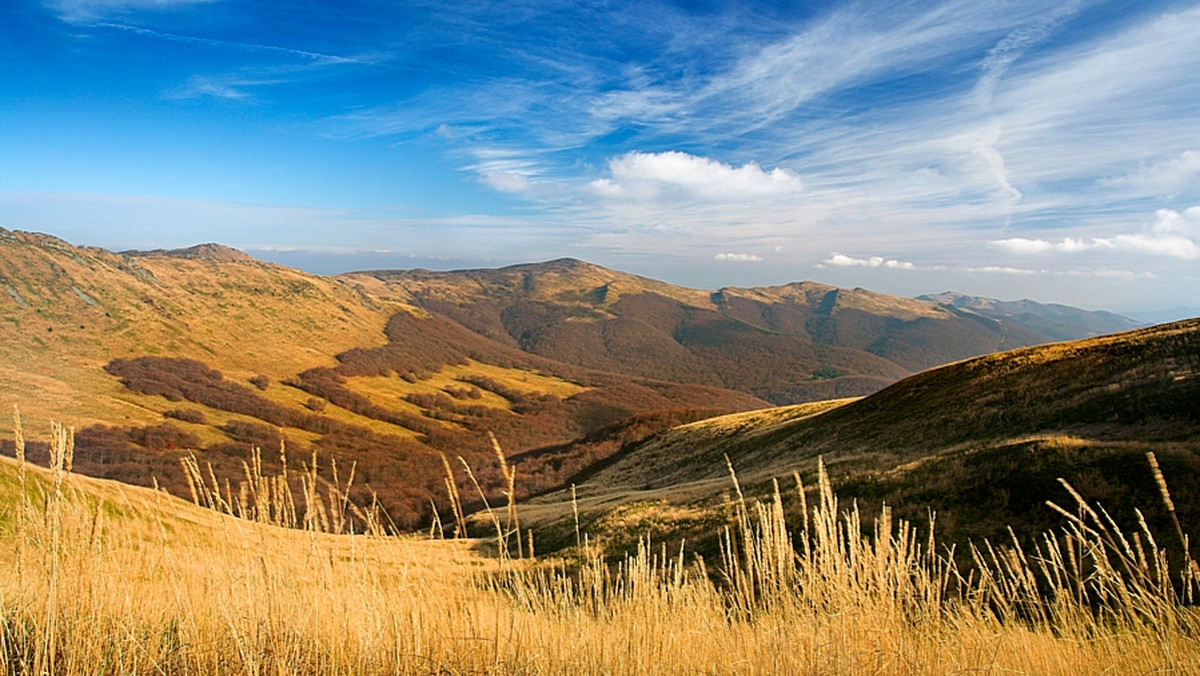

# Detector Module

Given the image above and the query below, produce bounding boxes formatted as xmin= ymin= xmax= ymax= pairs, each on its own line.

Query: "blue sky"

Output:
xmin=1 ymin=0 xmax=1197 ymax=319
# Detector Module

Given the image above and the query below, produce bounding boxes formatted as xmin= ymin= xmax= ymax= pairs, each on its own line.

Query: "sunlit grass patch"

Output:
xmin=4 ymin=407 xmax=1198 ymax=674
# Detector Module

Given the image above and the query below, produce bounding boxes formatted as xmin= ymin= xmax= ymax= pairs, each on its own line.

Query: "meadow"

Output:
xmin=2 ymin=412 xmax=1198 ymax=675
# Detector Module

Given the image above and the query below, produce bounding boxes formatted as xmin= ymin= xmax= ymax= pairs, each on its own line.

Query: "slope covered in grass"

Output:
xmin=0 ymin=231 xmax=766 ymax=527
xmin=0 ymin=229 xmax=1165 ymax=535
xmin=3 ymin=428 xmax=1198 ymax=675
xmin=524 ymin=319 xmax=1200 ymax=555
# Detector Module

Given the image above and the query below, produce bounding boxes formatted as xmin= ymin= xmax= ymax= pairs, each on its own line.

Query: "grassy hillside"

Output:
xmin=3 ymin=427 xmax=1198 ymax=674
xmin=0 ymin=231 xmax=765 ymax=527
xmin=0 ymin=229 xmax=398 ymax=436
xmin=0 ymin=229 xmax=1173 ymax=539
xmin=522 ymin=319 xmax=1200 ymax=557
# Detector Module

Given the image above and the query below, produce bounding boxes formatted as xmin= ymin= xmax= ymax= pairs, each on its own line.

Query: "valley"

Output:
xmin=0 ymin=228 xmax=1190 ymax=546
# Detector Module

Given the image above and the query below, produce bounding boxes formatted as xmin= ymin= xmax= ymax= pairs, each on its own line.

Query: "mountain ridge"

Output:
xmin=0 ymin=229 xmax=1167 ymax=531
xmin=123 ymin=242 xmax=257 ymax=263
xmin=348 ymin=258 xmax=1142 ymax=403
xmin=917 ymin=291 xmax=1143 ymax=340
xmin=0 ymin=232 xmax=766 ymax=525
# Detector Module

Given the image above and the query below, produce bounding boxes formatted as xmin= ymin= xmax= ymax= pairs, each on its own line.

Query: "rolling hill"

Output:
xmin=0 ymin=228 xmax=1157 ymax=533
xmin=0 ymin=230 xmax=764 ymax=526
xmin=520 ymin=318 xmax=1200 ymax=557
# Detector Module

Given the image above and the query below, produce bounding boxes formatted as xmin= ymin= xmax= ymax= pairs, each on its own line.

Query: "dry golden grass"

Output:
xmin=0 ymin=237 xmax=404 ymax=437
xmin=3 ymin=412 xmax=1199 ymax=675
xmin=443 ymin=361 xmax=589 ymax=399
xmin=678 ymin=398 xmax=855 ymax=436
xmin=0 ymin=232 xmax=428 ymax=438
xmin=345 ymin=360 xmax=589 ymax=417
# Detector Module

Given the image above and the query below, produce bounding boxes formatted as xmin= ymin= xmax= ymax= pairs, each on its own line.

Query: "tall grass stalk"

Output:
xmin=180 ymin=444 xmax=384 ymax=535
xmin=2 ymin=424 xmax=1198 ymax=674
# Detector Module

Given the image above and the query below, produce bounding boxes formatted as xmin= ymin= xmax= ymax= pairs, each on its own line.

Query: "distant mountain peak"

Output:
xmin=0 ymin=228 xmax=78 ymax=250
xmin=508 ymin=257 xmax=591 ymax=269
xmin=917 ymin=291 xmax=1143 ymax=340
xmin=123 ymin=243 xmax=256 ymax=263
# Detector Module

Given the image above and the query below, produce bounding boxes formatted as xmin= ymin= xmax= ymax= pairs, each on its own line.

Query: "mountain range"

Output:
xmin=0 ymin=228 xmax=1170 ymax=534
xmin=346 ymin=258 xmax=1141 ymax=404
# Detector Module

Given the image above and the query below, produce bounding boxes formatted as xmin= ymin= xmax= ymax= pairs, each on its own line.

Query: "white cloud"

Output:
xmin=972 ymin=126 xmax=1022 ymax=203
xmin=1064 ymin=268 xmax=1157 ymax=281
xmin=1151 ymin=205 xmax=1200 ymax=237
xmin=593 ymin=2 xmax=1051 ymax=138
xmin=558 ymin=4 xmax=1199 ymax=274
xmin=19 ymin=1 xmax=1200 ymax=312
xmin=480 ymin=171 xmax=534 ymax=194
xmin=991 ymin=207 xmax=1200 ymax=260
xmin=969 ymin=266 xmax=1039 ymax=275
xmin=463 ymin=147 xmax=571 ymax=199
xmin=169 ymin=74 xmax=275 ymax=101
xmin=714 ymin=253 xmax=762 ymax=262
xmin=98 ymin=22 xmax=367 ymax=66
xmin=990 ymin=235 xmax=1199 ymax=258
xmin=316 ymin=1 xmax=1198 ymax=280
xmin=1112 ymin=234 xmax=1199 ymax=259
xmin=959 ymin=265 xmax=1157 ymax=281
xmin=989 ymin=237 xmax=1101 ymax=254
xmin=586 ymin=151 xmax=802 ymax=203
xmin=823 ymin=253 xmax=916 ymax=269
xmin=974 ymin=1 xmax=1082 ymax=109
xmin=1100 ymin=151 xmax=1200 ymax=195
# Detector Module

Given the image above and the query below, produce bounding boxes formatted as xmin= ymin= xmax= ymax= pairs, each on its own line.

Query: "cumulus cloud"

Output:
xmin=1110 ymin=233 xmax=1199 ymax=258
xmin=587 ymin=151 xmax=802 ymax=203
xmin=1151 ymin=205 xmax=1200 ymax=237
xmin=714 ymin=253 xmax=763 ymax=262
xmin=990 ymin=207 xmax=1200 ymax=260
xmin=824 ymin=253 xmax=915 ymax=269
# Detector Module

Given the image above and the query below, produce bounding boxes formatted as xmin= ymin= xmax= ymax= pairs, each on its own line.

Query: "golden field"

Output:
xmin=2 ymin=414 xmax=1198 ymax=675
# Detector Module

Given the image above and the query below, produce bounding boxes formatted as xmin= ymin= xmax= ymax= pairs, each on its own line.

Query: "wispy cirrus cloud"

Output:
xmin=577 ymin=2 xmax=1196 ymax=275
xmin=97 ymin=21 xmax=378 ymax=66
xmin=56 ymin=14 xmax=393 ymax=103
xmin=1099 ymin=151 xmax=1200 ymax=196
xmin=973 ymin=1 xmax=1082 ymax=110
xmin=819 ymin=253 xmax=1159 ymax=283
xmin=168 ymin=74 xmax=277 ymax=100
xmin=312 ymin=0 xmax=1197 ymax=266
xmin=46 ymin=0 xmax=219 ymax=23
